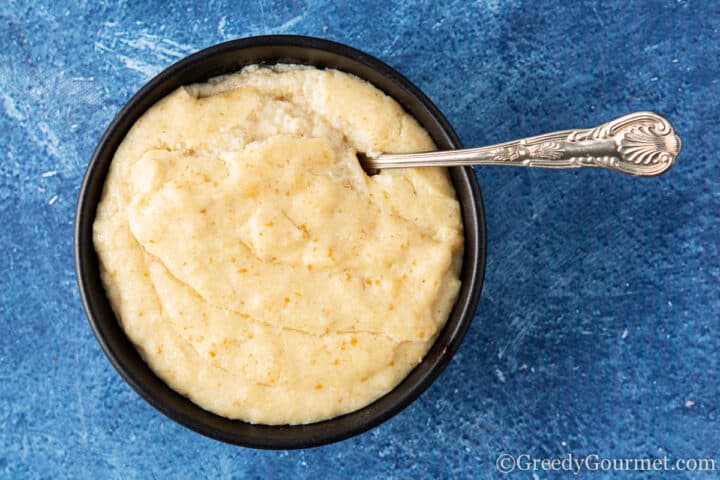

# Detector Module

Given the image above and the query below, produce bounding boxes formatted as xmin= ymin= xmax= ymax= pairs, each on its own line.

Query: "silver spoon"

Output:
xmin=359 ymin=111 xmax=680 ymax=176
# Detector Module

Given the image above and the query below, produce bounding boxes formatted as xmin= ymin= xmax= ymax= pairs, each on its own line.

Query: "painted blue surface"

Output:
xmin=1 ymin=1 xmax=718 ymax=478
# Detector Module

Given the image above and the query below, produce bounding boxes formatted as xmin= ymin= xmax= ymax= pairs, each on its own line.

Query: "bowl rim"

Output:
xmin=75 ymin=34 xmax=487 ymax=449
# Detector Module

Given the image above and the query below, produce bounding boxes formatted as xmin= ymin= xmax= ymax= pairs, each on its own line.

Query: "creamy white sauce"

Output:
xmin=93 ymin=65 xmax=463 ymax=424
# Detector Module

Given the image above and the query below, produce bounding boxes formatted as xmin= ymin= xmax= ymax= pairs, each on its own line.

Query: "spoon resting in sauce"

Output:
xmin=359 ymin=111 xmax=680 ymax=177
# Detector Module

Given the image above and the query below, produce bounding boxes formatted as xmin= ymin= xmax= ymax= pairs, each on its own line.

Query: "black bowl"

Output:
xmin=75 ymin=35 xmax=487 ymax=449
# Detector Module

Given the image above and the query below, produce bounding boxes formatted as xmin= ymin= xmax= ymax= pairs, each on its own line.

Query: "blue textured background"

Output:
xmin=1 ymin=1 xmax=718 ymax=478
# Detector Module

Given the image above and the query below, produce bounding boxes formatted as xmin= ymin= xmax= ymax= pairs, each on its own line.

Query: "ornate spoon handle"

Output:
xmin=364 ymin=112 xmax=680 ymax=176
